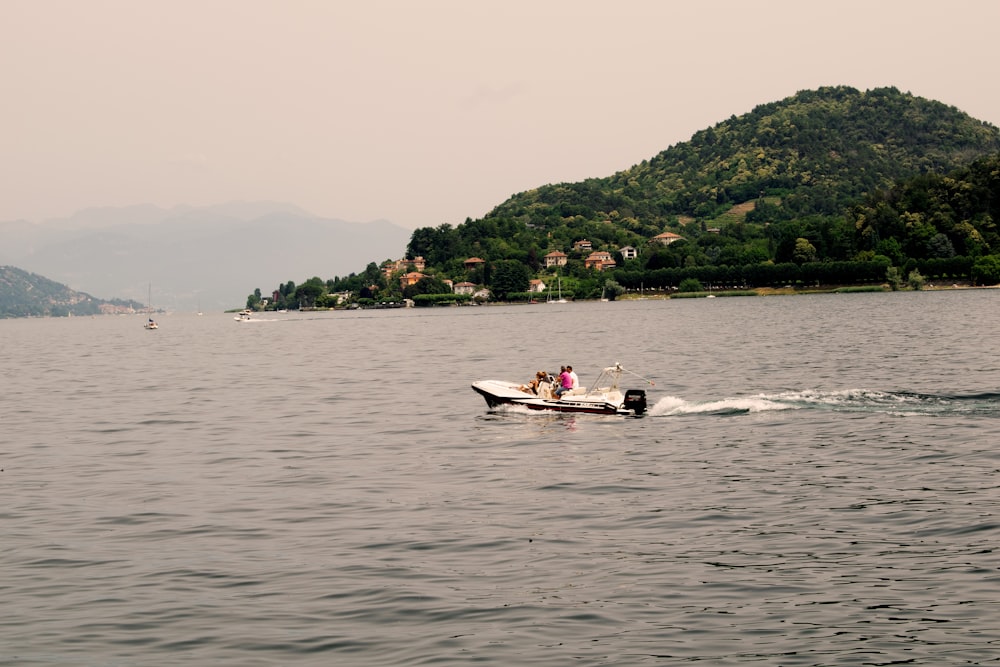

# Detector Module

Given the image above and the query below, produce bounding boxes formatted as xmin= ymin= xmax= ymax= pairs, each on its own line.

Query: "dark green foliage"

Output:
xmin=972 ymin=255 xmax=1000 ymax=285
xmin=489 ymin=260 xmax=533 ymax=300
xmin=294 ymin=277 xmax=326 ymax=308
xmin=403 ymin=275 xmax=452 ymax=299
xmin=851 ymin=152 xmax=1000 ymax=260
xmin=491 ymin=86 xmax=1000 ymax=229
xmin=678 ymin=278 xmax=704 ymax=292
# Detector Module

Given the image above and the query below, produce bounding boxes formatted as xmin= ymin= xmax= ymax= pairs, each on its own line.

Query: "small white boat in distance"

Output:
xmin=472 ymin=363 xmax=654 ymax=416
xmin=143 ymin=283 xmax=158 ymax=329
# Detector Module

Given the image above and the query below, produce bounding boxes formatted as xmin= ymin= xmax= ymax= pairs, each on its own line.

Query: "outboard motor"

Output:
xmin=623 ymin=389 xmax=647 ymax=415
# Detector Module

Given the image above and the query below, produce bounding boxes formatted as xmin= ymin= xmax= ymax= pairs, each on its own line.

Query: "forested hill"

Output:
xmin=484 ymin=85 xmax=1000 ymax=239
xmin=396 ymin=87 xmax=999 ymax=275
xmin=284 ymin=86 xmax=1000 ymax=307
xmin=0 ymin=266 xmax=139 ymax=318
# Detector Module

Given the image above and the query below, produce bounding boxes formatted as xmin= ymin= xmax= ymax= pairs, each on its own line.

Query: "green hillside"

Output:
xmin=258 ymin=86 xmax=1000 ymax=307
xmin=0 ymin=266 xmax=139 ymax=318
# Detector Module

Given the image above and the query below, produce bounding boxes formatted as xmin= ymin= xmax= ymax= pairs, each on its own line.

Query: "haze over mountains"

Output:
xmin=0 ymin=202 xmax=412 ymax=311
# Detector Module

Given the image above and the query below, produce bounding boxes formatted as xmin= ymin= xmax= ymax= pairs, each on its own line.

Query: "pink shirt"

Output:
xmin=559 ymin=371 xmax=572 ymax=389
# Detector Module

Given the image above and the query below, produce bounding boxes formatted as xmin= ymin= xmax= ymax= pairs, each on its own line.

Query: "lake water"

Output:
xmin=2 ymin=291 xmax=999 ymax=666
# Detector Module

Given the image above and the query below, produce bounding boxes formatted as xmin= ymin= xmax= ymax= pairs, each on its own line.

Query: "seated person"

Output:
xmin=536 ymin=371 xmax=554 ymax=398
xmin=555 ymin=367 xmax=573 ymax=399
xmin=519 ymin=370 xmax=548 ymax=395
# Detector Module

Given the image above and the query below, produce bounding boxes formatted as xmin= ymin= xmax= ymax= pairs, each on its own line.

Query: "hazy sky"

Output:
xmin=3 ymin=0 xmax=998 ymax=230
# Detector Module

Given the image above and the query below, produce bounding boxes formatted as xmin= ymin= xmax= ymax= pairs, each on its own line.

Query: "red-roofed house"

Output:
xmin=400 ymin=272 xmax=427 ymax=288
xmin=585 ymin=251 xmax=616 ymax=271
xmin=544 ymin=251 xmax=568 ymax=268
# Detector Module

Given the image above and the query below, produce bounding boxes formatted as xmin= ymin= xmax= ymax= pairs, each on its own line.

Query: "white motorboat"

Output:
xmin=472 ymin=363 xmax=653 ymax=416
xmin=234 ymin=309 xmax=253 ymax=321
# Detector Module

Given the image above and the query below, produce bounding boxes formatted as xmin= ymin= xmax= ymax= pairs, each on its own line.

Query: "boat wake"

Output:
xmin=648 ymin=389 xmax=1000 ymax=418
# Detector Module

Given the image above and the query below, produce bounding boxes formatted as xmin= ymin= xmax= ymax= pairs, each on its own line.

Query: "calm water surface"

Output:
xmin=2 ymin=291 xmax=999 ymax=666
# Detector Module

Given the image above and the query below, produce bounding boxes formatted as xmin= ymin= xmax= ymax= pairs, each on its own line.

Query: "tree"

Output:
xmin=792 ymin=238 xmax=818 ymax=264
xmin=362 ymin=262 xmax=385 ymax=288
xmin=886 ymin=266 xmax=903 ymax=291
xmin=403 ymin=275 xmax=451 ymax=299
xmin=294 ymin=277 xmax=326 ymax=307
xmin=489 ymin=260 xmax=531 ymax=300
xmin=315 ymin=292 xmax=339 ymax=308
xmin=678 ymin=277 xmax=704 ymax=293
xmin=972 ymin=255 xmax=1000 ymax=285
xmin=246 ymin=288 xmax=262 ymax=310
xmin=604 ymin=279 xmax=625 ymax=301
xmin=874 ymin=237 xmax=904 ymax=266
xmin=927 ymin=233 xmax=956 ymax=258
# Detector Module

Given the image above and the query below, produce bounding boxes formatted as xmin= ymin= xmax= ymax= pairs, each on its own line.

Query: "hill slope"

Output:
xmin=394 ymin=87 xmax=998 ymax=272
xmin=0 ymin=266 xmax=137 ymax=318
xmin=487 ymin=86 xmax=1000 ymax=232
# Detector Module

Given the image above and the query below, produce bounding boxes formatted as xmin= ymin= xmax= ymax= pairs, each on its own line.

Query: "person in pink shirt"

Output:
xmin=555 ymin=366 xmax=573 ymax=399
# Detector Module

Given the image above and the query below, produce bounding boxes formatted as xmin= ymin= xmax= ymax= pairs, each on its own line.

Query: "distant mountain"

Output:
xmin=0 ymin=202 xmax=411 ymax=311
xmin=0 ymin=266 xmax=139 ymax=318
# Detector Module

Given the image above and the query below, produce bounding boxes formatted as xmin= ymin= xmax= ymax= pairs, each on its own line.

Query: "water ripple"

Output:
xmin=3 ymin=299 xmax=1000 ymax=665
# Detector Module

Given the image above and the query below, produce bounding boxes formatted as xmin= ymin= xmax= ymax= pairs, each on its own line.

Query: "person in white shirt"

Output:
xmin=567 ymin=365 xmax=579 ymax=390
